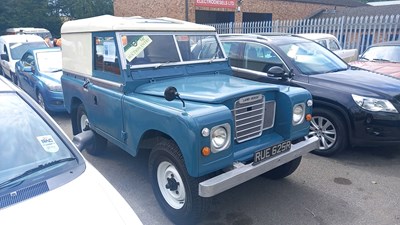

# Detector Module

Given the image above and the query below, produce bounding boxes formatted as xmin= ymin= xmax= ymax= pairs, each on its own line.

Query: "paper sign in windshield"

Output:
xmin=37 ymin=135 xmax=59 ymax=153
xmin=124 ymin=36 xmax=152 ymax=62
xmin=103 ymin=41 xmax=116 ymax=62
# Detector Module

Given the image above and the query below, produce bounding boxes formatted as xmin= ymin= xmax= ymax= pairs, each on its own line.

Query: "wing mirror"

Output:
xmin=267 ymin=66 xmax=293 ymax=80
xmin=1 ymin=54 xmax=9 ymax=62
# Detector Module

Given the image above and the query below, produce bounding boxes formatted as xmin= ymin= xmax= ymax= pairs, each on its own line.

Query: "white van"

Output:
xmin=5 ymin=27 xmax=52 ymax=39
xmin=0 ymin=34 xmax=48 ymax=83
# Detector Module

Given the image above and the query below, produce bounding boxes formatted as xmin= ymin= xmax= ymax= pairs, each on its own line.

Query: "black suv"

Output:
xmin=219 ymin=34 xmax=400 ymax=156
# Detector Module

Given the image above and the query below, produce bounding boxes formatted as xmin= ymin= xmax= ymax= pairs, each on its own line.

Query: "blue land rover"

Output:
xmin=60 ymin=15 xmax=319 ymax=224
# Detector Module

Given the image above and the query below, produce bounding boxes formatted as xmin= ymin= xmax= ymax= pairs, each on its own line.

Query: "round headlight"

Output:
xmin=211 ymin=127 xmax=228 ymax=149
xmin=293 ymin=104 xmax=305 ymax=125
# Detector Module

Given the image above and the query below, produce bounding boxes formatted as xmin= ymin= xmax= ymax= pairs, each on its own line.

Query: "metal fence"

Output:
xmin=207 ymin=14 xmax=400 ymax=53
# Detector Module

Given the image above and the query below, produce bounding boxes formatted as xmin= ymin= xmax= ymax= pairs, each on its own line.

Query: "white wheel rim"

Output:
xmin=157 ymin=161 xmax=186 ymax=209
xmin=307 ymin=116 xmax=337 ymax=150
xmin=80 ymin=113 xmax=89 ymax=132
xmin=37 ymin=93 xmax=45 ymax=109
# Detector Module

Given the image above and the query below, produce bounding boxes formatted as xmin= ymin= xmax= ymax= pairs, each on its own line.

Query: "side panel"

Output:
xmin=62 ymin=33 xmax=93 ymax=77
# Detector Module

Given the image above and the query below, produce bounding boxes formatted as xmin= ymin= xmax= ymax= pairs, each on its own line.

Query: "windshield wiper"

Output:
xmin=50 ymin=69 xmax=62 ymax=73
xmin=0 ymin=157 xmax=76 ymax=190
xmin=372 ymin=58 xmax=391 ymax=62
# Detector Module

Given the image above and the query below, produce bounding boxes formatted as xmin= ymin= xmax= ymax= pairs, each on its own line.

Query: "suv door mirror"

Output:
xmin=1 ymin=54 xmax=9 ymax=62
xmin=267 ymin=66 xmax=285 ymax=77
xmin=23 ymin=66 xmax=33 ymax=72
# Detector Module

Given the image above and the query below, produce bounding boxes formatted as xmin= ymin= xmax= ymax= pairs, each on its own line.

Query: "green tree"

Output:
xmin=0 ymin=0 xmax=113 ymax=37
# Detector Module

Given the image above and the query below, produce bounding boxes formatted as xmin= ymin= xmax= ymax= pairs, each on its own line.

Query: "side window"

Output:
xmin=329 ymin=39 xmax=340 ymax=51
xmin=94 ymin=36 xmax=120 ymax=75
xmin=244 ymin=43 xmax=283 ymax=73
xmin=21 ymin=53 xmax=34 ymax=67
xmin=222 ymin=42 xmax=243 ymax=68
xmin=317 ymin=40 xmax=327 ymax=48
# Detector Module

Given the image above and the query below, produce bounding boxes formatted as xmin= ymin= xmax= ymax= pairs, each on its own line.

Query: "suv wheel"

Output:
xmin=149 ymin=139 xmax=210 ymax=225
xmin=307 ymin=108 xmax=347 ymax=156
xmin=76 ymin=103 xmax=107 ymax=155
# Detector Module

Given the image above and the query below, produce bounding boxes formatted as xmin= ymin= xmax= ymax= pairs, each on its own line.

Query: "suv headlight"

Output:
xmin=293 ymin=103 xmax=305 ymax=125
xmin=210 ymin=123 xmax=231 ymax=152
xmin=352 ymin=94 xmax=398 ymax=113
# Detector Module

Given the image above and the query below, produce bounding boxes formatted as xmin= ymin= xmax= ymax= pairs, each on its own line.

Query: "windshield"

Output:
xmin=361 ymin=45 xmax=400 ymax=63
xmin=119 ymin=34 xmax=224 ymax=68
xmin=0 ymin=93 xmax=75 ymax=186
xmin=278 ymin=41 xmax=348 ymax=75
xmin=36 ymin=51 xmax=62 ymax=73
xmin=10 ymin=42 xmax=48 ymax=60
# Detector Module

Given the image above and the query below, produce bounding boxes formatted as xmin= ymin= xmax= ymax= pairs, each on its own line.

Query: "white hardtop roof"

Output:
xmin=61 ymin=15 xmax=216 ymax=34
xmin=297 ymin=33 xmax=337 ymax=40
xmin=0 ymin=34 xmax=44 ymax=42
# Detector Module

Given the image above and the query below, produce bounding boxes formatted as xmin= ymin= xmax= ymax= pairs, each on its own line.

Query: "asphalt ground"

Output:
xmin=53 ymin=112 xmax=400 ymax=225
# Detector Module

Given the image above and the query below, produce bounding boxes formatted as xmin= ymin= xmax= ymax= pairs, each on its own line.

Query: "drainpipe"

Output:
xmin=185 ymin=0 xmax=189 ymax=21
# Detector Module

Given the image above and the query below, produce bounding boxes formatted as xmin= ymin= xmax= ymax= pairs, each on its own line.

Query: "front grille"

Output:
xmin=233 ymin=94 xmax=266 ymax=143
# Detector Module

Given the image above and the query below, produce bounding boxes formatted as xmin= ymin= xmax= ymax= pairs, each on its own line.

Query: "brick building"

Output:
xmin=114 ymin=0 xmax=366 ymax=24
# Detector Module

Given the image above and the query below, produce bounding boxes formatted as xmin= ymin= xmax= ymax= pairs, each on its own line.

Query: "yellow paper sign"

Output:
xmin=124 ymin=36 xmax=152 ymax=62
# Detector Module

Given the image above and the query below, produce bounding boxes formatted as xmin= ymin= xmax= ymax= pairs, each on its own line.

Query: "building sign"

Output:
xmin=195 ymin=0 xmax=236 ymax=9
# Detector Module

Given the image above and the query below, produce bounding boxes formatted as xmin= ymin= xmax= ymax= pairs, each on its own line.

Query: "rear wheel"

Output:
xmin=307 ymin=108 xmax=347 ymax=156
xmin=149 ymin=139 xmax=210 ymax=225
xmin=76 ymin=103 xmax=107 ymax=155
xmin=261 ymin=157 xmax=302 ymax=179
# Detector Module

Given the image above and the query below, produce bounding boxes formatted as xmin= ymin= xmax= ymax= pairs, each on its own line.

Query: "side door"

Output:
xmin=17 ymin=53 xmax=36 ymax=96
xmin=1 ymin=44 xmax=11 ymax=78
xmin=86 ymin=33 xmax=125 ymax=144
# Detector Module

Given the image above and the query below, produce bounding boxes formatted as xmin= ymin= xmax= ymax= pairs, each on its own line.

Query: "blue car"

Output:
xmin=15 ymin=47 xmax=65 ymax=112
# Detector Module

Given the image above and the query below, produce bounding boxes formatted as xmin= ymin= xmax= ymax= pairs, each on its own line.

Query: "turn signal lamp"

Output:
xmin=202 ymin=146 xmax=211 ymax=156
xmin=306 ymin=114 xmax=312 ymax=121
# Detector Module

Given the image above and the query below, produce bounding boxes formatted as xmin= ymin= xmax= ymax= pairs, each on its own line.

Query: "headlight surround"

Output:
xmin=210 ymin=123 xmax=231 ymax=153
xmin=352 ymin=94 xmax=398 ymax=113
xmin=292 ymin=103 xmax=305 ymax=125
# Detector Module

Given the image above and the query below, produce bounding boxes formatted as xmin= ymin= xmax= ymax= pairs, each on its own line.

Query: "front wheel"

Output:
xmin=307 ymin=108 xmax=348 ymax=156
xmin=149 ymin=139 xmax=210 ymax=225
xmin=76 ymin=103 xmax=107 ymax=155
xmin=261 ymin=157 xmax=302 ymax=179
xmin=37 ymin=92 xmax=46 ymax=110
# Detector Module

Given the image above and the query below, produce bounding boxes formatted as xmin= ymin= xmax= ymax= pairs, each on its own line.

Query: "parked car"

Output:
xmin=349 ymin=41 xmax=400 ymax=78
xmin=219 ymin=33 xmax=400 ymax=156
xmin=60 ymin=15 xmax=319 ymax=224
xmin=0 ymin=76 xmax=142 ymax=224
xmin=15 ymin=47 xmax=65 ymax=112
xmin=297 ymin=33 xmax=358 ymax=63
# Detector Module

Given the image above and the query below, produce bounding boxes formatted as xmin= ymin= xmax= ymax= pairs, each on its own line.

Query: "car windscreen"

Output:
xmin=36 ymin=51 xmax=62 ymax=73
xmin=0 ymin=93 xmax=76 ymax=187
xmin=361 ymin=45 xmax=400 ymax=63
xmin=10 ymin=42 xmax=48 ymax=60
xmin=119 ymin=34 xmax=224 ymax=68
xmin=278 ymin=41 xmax=348 ymax=75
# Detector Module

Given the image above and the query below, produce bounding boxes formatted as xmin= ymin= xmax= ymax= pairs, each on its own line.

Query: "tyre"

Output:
xmin=76 ymin=103 xmax=107 ymax=155
xmin=307 ymin=108 xmax=348 ymax=156
xmin=11 ymin=73 xmax=17 ymax=85
xmin=262 ymin=157 xmax=302 ymax=179
xmin=37 ymin=92 xmax=46 ymax=110
xmin=148 ymin=139 xmax=210 ymax=225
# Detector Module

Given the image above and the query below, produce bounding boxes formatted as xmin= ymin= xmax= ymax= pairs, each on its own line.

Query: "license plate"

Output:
xmin=253 ymin=140 xmax=291 ymax=164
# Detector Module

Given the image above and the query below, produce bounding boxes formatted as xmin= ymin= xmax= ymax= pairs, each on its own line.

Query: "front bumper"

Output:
xmin=198 ymin=136 xmax=319 ymax=197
